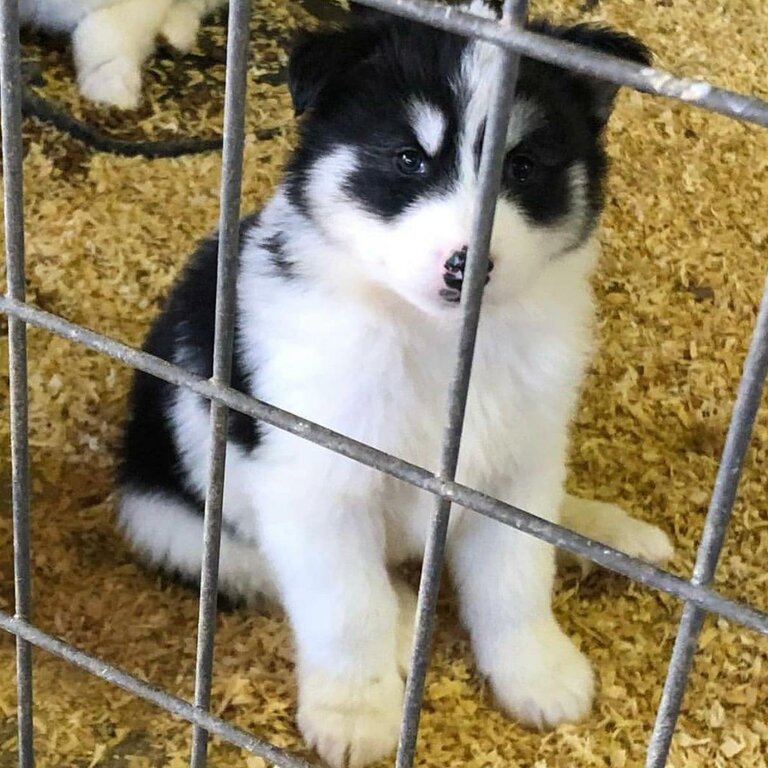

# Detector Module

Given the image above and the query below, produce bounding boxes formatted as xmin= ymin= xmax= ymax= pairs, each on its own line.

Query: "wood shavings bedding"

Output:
xmin=1 ymin=1 xmax=766 ymax=766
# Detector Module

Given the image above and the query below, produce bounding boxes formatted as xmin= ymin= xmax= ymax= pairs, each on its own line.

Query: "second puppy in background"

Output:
xmin=20 ymin=0 xmax=228 ymax=108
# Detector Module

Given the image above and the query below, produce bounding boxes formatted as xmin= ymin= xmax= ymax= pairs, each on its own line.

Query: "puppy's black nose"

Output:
xmin=444 ymin=246 xmax=494 ymax=282
xmin=445 ymin=246 xmax=468 ymax=273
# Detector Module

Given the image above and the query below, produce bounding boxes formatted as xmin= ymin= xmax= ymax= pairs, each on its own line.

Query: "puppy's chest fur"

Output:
xmin=238 ymin=228 xmax=589 ymax=556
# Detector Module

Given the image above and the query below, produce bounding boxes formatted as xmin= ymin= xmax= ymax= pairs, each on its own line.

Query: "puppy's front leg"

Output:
xmin=449 ymin=465 xmax=594 ymax=729
xmin=73 ymin=0 xmax=173 ymax=108
xmin=257 ymin=458 xmax=402 ymax=768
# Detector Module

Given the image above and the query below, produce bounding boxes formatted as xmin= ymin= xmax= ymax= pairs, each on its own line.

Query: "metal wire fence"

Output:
xmin=1 ymin=0 xmax=767 ymax=767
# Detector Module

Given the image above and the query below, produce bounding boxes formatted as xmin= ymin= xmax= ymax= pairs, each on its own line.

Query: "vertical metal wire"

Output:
xmin=645 ymin=273 xmax=768 ymax=768
xmin=0 ymin=1 xmax=35 ymax=765
xmin=395 ymin=3 xmax=528 ymax=766
xmin=188 ymin=1 xmax=251 ymax=765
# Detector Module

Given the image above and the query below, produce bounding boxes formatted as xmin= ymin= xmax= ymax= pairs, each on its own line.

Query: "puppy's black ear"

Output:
xmin=532 ymin=21 xmax=652 ymax=128
xmin=288 ymin=25 xmax=380 ymax=116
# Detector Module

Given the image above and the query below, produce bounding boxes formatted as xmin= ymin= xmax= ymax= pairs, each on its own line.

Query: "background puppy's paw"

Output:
xmin=486 ymin=618 xmax=594 ymax=729
xmin=78 ymin=58 xmax=142 ymax=109
xmin=161 ymin=5 xmax=202 ymax=52
xmin=298 ymin=668 xmax=403 ymax=768
xmin=392 ymin=577 xmax=417 ymax=677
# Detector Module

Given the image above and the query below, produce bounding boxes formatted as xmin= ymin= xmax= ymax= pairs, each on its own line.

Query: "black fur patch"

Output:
xmin=285 ymin=19 xmax=468 ymax=221
xmin=261 ymin=231 xmax=296 ymax=278
xmin=119 ymin=215 xmax=262 ymax=514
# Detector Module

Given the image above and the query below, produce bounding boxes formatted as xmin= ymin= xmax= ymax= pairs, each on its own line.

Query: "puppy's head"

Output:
xmin=285 ymin=3 xmax=650 ymax=317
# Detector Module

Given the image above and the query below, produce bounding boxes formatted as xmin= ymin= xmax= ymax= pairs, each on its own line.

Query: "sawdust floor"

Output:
xmin=1 ymin=0 xmax=767 ymax=766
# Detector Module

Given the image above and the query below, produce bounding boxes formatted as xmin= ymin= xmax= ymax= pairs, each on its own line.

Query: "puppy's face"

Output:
xmin=286 ymin=5 xmax=649 ymax=317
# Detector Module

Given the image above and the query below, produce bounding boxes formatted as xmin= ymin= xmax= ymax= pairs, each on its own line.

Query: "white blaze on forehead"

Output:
xmin=408 ymin=101 xmax=447 ymax=157
xmin=504 ymin=99 xmax=542 ymax=147
xmin=457 ymin=39 xmax=543 ymax=182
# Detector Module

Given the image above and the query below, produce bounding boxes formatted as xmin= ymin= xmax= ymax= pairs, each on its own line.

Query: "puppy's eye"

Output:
xmin=395 ymin=148 xmax=427 ymax=176
xmin=507 ymin=154 xmax=536 ymax=184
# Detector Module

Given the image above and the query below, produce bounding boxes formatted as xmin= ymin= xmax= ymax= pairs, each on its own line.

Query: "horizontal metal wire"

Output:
xmin=2 ymin=295 xmax=767 ymax=637
xmin=0 ymin=612 xmax=316 ymax=768
xmin=354 ymin=0 xmax=768 ymax=129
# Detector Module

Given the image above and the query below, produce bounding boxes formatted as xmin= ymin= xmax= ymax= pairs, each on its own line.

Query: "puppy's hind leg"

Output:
xmin=558 ymin=494 xmax=674 ymax=575
xmin=118 ymin=487 xmax=278 ymax=605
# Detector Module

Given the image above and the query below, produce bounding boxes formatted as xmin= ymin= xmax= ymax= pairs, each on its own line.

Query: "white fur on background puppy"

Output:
xmin=19 ymin=0 xmax=228 ymax=108
xmin=117 ymin=3 xmax=674 ymax=767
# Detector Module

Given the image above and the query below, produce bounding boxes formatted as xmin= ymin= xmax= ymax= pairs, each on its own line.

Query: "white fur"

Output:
xmin=409 ymin=100 xmax=447 ymax=157
xmin=160 ymin=0 xmax=223 ymax=51
xmin=118 ymin=489 xmax=279 ymax=602
xmin=170 ymin=386 xmax=259 ymax=537
xmin=19 ymin=0 xmax=227 ymax=108
xmin=559 ymin=495 xmax=675 ymax=576
xmin=119 ymin=24 xmax=673 ymax=768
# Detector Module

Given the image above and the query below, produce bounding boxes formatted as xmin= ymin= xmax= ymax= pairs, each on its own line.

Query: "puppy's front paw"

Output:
xmin=486 ymin=618 xmax=594 ymax=729
xmin=298 ymin=668 xmax=403 ymax=768
xmin=161 ymin=6 xmax=201 ymax=52
xmin=78 ymin=58 xmax=141 ymax=109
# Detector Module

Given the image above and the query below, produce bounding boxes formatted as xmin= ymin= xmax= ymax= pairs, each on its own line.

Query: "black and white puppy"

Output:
xmin=118 ymin=4 xmax=673 ymax=766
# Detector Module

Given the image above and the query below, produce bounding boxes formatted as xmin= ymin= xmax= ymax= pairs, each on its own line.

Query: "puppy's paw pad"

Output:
xmin=78 ymin=59 xmax=141 ymax=109
xmin=488 ymin=621 xmax=594 ymax=729
xmin=299 ymin=672 xmax=403 ymax=768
